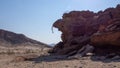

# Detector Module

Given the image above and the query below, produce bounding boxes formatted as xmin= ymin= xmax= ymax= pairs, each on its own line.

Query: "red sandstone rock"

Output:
xmin=52 ymin=4 xmax=120 ymax=56
xmin=91 ymin=31 xmax=120 ymax=46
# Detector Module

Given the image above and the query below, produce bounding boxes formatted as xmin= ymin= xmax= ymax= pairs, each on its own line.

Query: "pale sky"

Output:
xmin=0 ymin=0 xmax=120 ymax=44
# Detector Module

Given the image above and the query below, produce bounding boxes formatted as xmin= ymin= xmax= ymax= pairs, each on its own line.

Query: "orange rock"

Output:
xmin=52 ymin=4 xmax=120 ymax=56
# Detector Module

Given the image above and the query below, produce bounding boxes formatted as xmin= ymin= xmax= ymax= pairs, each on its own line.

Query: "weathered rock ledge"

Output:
xmin=50 ymin=4 xmax=120 ymax=57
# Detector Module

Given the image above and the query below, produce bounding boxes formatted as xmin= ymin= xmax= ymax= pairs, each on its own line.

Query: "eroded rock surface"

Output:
xmin=51 ymin=4 xmax=120 ymax=56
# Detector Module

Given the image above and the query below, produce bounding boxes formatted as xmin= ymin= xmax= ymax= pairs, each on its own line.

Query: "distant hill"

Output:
xmin=0 ymin=29 xmax=51 ymax=48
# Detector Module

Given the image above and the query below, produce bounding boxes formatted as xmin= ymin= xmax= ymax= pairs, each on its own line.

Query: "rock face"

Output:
xmin=51 ymin=4 xmax=120 ymax=56
xmin=0 ymin=29 xmax=50 ymax=47
xmin=91 ymin=31 xmax=120 ymax=46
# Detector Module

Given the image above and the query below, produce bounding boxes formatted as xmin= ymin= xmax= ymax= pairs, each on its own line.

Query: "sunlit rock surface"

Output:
xmin=51 ymin=4 xmax=120 ymax=56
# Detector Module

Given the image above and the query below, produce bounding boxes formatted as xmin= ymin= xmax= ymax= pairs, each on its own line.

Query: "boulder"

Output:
xmin=52 ymin=4 xmax=120 ymax=56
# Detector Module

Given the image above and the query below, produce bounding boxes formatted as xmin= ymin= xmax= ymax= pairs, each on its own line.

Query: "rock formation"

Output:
xmin=51 ymin=4 xmax=120 ymax=56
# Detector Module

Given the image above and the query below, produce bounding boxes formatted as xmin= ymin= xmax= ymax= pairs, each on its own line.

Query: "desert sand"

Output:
xmin=0 ymin=48 xmax=120 ymax=68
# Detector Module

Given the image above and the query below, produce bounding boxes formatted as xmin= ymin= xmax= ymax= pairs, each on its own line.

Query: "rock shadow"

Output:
xmin=90 ymin=55 xmax=120 ymax=63
xmin=27 ymin=55 xmax=69 ymax=63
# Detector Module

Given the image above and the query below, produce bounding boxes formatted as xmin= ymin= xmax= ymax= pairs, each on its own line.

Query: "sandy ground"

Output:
xmin=0 ymin=53 xmax=120 ymax=68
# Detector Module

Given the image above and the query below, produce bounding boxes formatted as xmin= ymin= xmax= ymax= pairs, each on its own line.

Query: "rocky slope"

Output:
xmin=0 ymin=29 xmax=50 ymax=48
xmin=51 ymin=4 xmax=120 ymax=57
